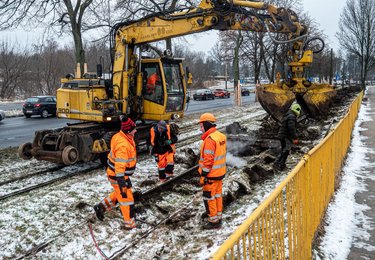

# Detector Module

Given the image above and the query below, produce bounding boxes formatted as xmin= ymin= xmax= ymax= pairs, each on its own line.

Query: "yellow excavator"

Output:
xmin=18 ymin=0 xmax=336 ymax=165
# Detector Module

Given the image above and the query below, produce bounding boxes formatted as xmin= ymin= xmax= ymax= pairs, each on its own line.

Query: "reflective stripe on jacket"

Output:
xmin=106 ymin=130 xmax=137 ymax=178
xmin=198 ymin=127 xmax=226 ymax=179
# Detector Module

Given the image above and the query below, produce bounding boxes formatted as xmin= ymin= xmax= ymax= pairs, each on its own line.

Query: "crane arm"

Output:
xmin=111 ymin=0 xmax=307 ymax=116
xmin=113 ymin=0 xmax=305 ymax=46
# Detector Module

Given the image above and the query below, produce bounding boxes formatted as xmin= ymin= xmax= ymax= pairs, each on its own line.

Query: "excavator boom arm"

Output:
xmin=114 ymin=1 xmax=304 ymax=46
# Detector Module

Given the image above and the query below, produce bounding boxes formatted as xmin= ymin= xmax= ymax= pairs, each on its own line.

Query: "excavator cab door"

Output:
xmin=162 ymin=59 xmax=185 ymax=113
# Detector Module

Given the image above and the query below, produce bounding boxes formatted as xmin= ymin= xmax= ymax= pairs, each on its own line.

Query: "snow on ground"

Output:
xmin=314 ymin=92 xmax=375 ymax=259
xmin=0 ymin=88 xmax=364 ymax=259
xmin=0 ymin=104 xmax=270 ymax=259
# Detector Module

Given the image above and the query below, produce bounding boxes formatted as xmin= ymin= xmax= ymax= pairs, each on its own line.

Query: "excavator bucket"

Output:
xmin=256 ymin=84 xmax=296 ymax=122
xmin=300 ymin=83 xmax=337 ymax=116
xmin=256 ymin=83 xmax=337 ymax=122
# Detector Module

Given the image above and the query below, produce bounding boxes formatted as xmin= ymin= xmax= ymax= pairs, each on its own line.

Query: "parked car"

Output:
xmin=213 ymin=88 xmax=230 ymax=98
xmin=193 ymin=89 xmax=215 ymax=100
xmin=23 ymin=96 xmax=57 ymax=118
xmin=241 ymin=87 xmax=250 ymax=96
xmin=0 ymin=110 xmax=5 ymax=121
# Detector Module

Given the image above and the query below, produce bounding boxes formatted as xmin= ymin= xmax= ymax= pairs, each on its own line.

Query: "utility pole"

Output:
xmin=329 ymin=48 xmax=333 ymax=85
xmin=225 ymin=63 xmax=228 ymax=90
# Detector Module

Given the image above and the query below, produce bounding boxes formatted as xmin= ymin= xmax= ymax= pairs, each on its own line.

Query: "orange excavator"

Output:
xmin=18 ymin=0 xmax=336 ymax=165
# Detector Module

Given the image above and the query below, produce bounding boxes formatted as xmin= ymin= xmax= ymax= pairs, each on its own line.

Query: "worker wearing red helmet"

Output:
xmin=93 ymin=115 xmax=137 ymax=230
xmin=198 ymin=113 xmax=227 ymax=229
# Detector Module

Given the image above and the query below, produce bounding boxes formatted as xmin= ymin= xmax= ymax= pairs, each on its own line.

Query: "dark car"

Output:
xmin=193 ymin=89 xmax=215 ymax=100
xmin=241 ymin=87 xmax=250 ymax=96
xmin=214 ymin=88 xmax=230 ymax=98
xmin=0 ymin=110 xmax=5 ymax=121
xmin=23 ymin=96 xmax=57 ymax=118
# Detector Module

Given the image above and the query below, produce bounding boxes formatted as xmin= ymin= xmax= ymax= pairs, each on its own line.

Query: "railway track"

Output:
xmin=0 ymin=165 xmax=65 ymax=186
xmin=2 ymin=104 xmax=270 ymax=259
xmin=14 ymin=165 xmax=199 ymax=259
xmin=0 ymin=109 xmax=265 ymax=203
xmin=0 ymin=163 xmax=102 ymax=201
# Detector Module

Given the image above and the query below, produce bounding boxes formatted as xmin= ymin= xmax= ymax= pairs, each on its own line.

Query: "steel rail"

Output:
xmin=13 ymin=165 xmax=200 ymax=259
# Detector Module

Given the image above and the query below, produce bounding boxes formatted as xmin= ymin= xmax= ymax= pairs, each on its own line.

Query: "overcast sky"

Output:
xmin=0 ymin=0 xmax=347 ymax=54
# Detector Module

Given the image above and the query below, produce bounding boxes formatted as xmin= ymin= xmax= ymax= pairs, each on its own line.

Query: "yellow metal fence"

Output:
xmin=211 ymin=91 xmax=364 ymax=260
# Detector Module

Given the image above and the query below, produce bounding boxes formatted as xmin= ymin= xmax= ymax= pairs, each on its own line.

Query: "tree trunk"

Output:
xmin=72 ymin=25 xmax=85 ymax=76
xmin=233 ymin=32 xmax=243 ymax=106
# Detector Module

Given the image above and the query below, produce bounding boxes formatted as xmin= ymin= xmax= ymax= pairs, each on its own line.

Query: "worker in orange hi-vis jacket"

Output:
xmin=198 ymin=113 xmax=227 ymax=229
xmin=93 ymin=115 xmax=137 ymax=230
xmin=146 ymin=72 xmax=161 ymax=94
xmin=150 ymin=120 xmax=178 ymax=182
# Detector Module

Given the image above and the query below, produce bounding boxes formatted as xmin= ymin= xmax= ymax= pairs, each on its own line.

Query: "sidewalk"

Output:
xmin=315 ymin=86 xmax=375 ymax=260
xmin=348 ymin=86 xmax=375 ymax=259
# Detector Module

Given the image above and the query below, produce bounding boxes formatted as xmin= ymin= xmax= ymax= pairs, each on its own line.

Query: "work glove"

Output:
xmin=117 ymin=178 xmax=127 ymax=198
xmin=149 ymin=146 xmax=154 ymax=155
xmin=125 ymin=178 xmax=132 ymax=188
xmin=154 ymin=155 xmax=159 ymax=162
xmin=164 ymin=139 xmax=172 ymax=145
xmin=293 ymin=139 xmax=299 ymax=145
xmin=199 ymin=176 xmax=208 ymax=186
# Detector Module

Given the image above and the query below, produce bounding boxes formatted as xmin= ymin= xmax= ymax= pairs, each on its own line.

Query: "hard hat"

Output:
xmin=157 ymin=120 xmax=167 ymax=131
xmin=199 ymin=113 xmax=216 ymax=123
xmin=290 ymin=103 xmax=302 ymax=116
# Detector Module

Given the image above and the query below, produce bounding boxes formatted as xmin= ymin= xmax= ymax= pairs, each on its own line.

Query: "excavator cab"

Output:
xmin=56 ymin=57 xmax=187 ymax=123
xmin=140 ymin=58 xmax=187 ymax=121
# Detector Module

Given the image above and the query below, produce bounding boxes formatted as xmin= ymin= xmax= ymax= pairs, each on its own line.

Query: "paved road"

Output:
xmin=0 ymin=94 xmax=256 ymax=148
xmin=0 ymin=117 xmax=76 ymax=149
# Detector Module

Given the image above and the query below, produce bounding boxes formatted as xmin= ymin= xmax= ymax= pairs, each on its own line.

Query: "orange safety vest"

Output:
xmin=150 ymin=125 xmax=176 ymax=150
xmin=198 ymin=128 xmax=226 ymax=179
xmin=147 ymin=73 xmax=158 ymax=86
xmin=106 ymin=131 xmax=137 ymax=178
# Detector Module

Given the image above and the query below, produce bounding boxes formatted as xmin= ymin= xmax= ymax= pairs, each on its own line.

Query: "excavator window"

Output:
xmin=141 ymin=63 xmax=164 ymax=105
xmin=163 ymin=62 xmax=184 ymax=112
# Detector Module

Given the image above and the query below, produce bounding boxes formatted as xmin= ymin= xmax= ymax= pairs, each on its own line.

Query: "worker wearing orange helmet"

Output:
xmin=150 ymin=120 xmax=178 ymax=182
xmin=94 ymin=115 xmax=137 ymax=230
xmin=198 ymin=113 xmax=227 ymax=229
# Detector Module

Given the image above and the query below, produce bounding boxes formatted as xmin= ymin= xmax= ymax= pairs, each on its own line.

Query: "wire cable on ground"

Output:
xmin=88 ymin=223 xmax=110 ymax=260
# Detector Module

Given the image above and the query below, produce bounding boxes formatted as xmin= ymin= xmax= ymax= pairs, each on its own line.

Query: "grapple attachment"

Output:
xmin=301 ymin=83 xmax=337 ymax=116
xmin=256 ymin=84 xmax=295 ymax=122
xmin=256 ymin=83 xmax=337 ymax=122
xmin=256 ymin=37 xmax=337 ymax=122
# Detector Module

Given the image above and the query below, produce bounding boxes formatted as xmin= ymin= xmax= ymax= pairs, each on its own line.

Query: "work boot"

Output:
xmin=93 ymin=203 xmax=105 ymax=221
xmin=122 ymin=224 xmax=136 ymax=231
xmin=202 ymin=221 xmax=222 ymax=230
xmin=200 ymin=212 xmax=209 ymax=220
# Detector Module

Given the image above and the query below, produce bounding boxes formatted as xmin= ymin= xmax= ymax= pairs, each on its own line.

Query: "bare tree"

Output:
xmin=30 ymin=40 xmax=74 ymax=95
xmin=0 ymin=42 xmax=30 ymax=99
xmin=0 ymin=0 xmax=116 ymax=73
xmin=337 ymin=0 xmax=375 ymax=88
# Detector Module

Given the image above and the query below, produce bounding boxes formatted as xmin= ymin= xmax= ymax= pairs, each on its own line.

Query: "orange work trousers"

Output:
xmin=157 ymin=151 xmax=175 ymax=180
xmin=102 ymin=179 xmax=135 ymax=229
xmin=202 ymin=179 xmax=223 ymax=223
